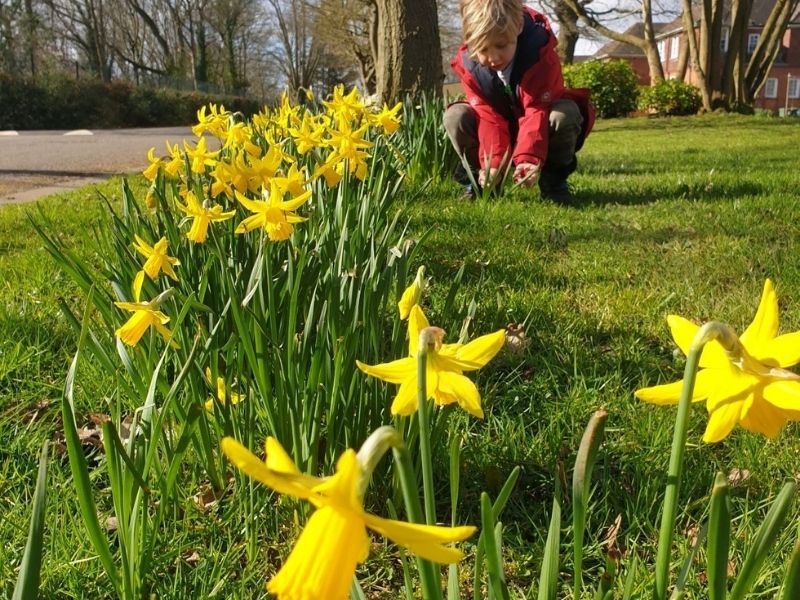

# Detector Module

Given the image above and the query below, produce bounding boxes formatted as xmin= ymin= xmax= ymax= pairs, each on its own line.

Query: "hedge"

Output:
xmin=0 ymin=75 xmax=263 ymax=130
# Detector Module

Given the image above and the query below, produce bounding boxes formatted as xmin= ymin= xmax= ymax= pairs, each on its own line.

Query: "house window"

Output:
xmin=658 ymin=39 xmax=666 ymax=59
xmin=721 ymin=27 xmax=729 ymax=52
xmin=764 ymin=78 xmax=778 ymax=98
xmin=789 ymin=77 xmax=800 ymax=99
xmin=670 ymin=36 xmax=680 ymax=60
xmin=747 ymin=33 xmax=760 ymax=54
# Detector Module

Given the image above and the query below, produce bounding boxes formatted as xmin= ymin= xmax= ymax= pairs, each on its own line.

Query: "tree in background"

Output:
xmin=679 ymin=0 xmax=800 ymax=110
xmin=561 ymin=0 xmax=668 ymax=83
xmin=374 ymin=0 xmax=442 ymax=102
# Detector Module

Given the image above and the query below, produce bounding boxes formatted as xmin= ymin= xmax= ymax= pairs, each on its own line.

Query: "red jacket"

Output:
xmin=451 ymin=7 xmax=595 ymax=169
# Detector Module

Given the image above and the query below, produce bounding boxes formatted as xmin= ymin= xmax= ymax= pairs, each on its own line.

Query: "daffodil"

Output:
xmin=133 ymin=235 xmax=180 ymax=281
xmin=326 ymin=119 xmax=372 ymax=181
xmin=287 ymin=113 xmax=326 ymax=154
xmin=184 ymin=136 xmax=219 ymax=174
xmin=192 ymin=103 xmax=230 ymax=139
xmin=312 ymin=151 xmax=343 ymax=187
xmin=204 ymin=367 xmax=244 ymax=411
xmin=221 ymin=435 xmax=475 ymax=600
xmin=175 ymin=190 xmax=236 ymax=243
xmin=398 ymin=266 xmax=426 ymax=319
xmin=357 ymin=305 xmax=505 ymax=418
xmin=142 ymin=147 xmax=163 ymax=182
xmin=234 ymin=180 xmax=310 ymax=241
xmin=636 ymin=279 xmax=800 ymax=442
xmin=159 ymin=141 xmax=184 ymax=178
xmin=370 ymin=102 xmax=403 ymax=135
xmin=115 ymin=294 xmax=178 ymax=348
xmin=323 ymin=85 xmax=365 ymax=124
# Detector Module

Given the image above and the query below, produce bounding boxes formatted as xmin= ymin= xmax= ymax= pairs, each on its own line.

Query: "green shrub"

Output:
xmin=0 ymin=74 xmax=263 ymax=129
xmin=563 ymin=60 xmax=639 ymax=118
xmin=638 ymin=79 xmax=702 ymax=116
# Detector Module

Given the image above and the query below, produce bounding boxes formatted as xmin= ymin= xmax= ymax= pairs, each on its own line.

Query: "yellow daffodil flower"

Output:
xmin=204 ymin=367 xmax=244 ymax=411
xmin=636 ymin=279 xmax=800 ymax=442
xmin=357 ymin=305 xmax=505 ymax=418
xmin=210 ymin=159 xmax=250 ymax=199
xmin=175 ymin=191 xmax=236 ymax=243
xmin=398 ymin=266 xmax=426 ymax=320
xmin=288 ymin=113 xmax=326 ymax=154
xmin=272 ymin=163 xmax=309 ymax=198
xmin=163 ymin=141 xmax=185 ymax=177
xmin=115 ymin=295 xmax=178 ymax=348
xmin=327 ymin=120 xmax=372 ymax=181
xmin=224 ymin=122 xmax=262 ymax=157
xmin=312 ymin=151 xmax=343 ymax=188
xmin=323 ymin=85 xmax=365 ymax=124
xmin=370 ymin=102 xmax=403 ymax=135
xmin=234 ymin=181 xmax=310 ymax=241
xmin=192 ymin=103 xmax=230 ymax=139
xmin=143 ymin=147 xmax=163 ymax=182
xmin=133 ymin=235 xmax=180 ymax=281
xmin=184 ymin=136 xmax=219 ymax=174
xmin=245 ymin=145 xmax=286 ymax=188
xmin=221 ymin=436 xmax=475 ymax=600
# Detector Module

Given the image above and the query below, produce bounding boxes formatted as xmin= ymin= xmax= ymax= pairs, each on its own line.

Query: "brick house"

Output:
xmin=593 ymin=3 xmax=800 ymax=113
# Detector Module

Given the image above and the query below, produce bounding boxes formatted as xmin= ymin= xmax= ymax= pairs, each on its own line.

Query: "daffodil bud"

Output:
xmin=356 ymin=426 xmax=404 ymax=496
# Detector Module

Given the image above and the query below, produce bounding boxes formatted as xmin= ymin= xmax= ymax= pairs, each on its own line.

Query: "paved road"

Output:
xmin=0 ymin=127 xmax=199 ymax=204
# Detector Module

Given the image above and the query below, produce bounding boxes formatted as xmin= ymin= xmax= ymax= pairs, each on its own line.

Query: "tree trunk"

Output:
xmin=642 ymin=0 xmax=664 ymax=82
xmin=562 ymin=0 xmax=664 ymax=83
xmin=722 ymin=0 xmax=752 ymax=107
xmin=680 ymin=0 xmax=711 ymax=110
xmin=744 ymin=0 xmax=798 ymax=102
xmin=554 ymin=2 xmax=579 ymax=64
xmin=375 ymin=0 xmax=442 ymax=102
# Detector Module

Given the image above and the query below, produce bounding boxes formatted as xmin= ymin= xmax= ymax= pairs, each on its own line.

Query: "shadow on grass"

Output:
xmin=570 ymin=179 xmax=766 ymax=208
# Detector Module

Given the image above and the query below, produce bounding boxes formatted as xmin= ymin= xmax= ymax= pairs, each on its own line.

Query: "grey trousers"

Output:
xmin=443 ymin=99 xmax=583 ymax=175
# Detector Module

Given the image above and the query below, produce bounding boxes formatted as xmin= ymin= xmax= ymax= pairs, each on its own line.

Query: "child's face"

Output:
xmin=474 ymin=31 xmax=518 ymax=71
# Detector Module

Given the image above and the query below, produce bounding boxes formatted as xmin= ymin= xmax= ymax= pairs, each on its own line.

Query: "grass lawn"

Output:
xmin=2 ymin=113 xmax=800 ymax=598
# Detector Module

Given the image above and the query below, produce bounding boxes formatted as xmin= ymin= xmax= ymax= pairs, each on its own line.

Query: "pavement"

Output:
xmin=0 ymin=127 xmax=200 ymax=205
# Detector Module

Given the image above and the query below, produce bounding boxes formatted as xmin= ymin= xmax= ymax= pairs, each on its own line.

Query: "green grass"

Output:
xmin=3 ymin=113 xmax=800 ymax=598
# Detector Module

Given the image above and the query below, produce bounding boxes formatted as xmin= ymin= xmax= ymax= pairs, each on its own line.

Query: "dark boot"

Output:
xmin=539 ymin=157 xmax=577 ymax=204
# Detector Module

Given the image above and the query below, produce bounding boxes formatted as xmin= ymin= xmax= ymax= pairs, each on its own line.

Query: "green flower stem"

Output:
xmin=416 ymin=333 xmax=437 ymax=527
xmin=392 ymin=445 xmax=441 ymax=600
xmin=653 ymin=321 xmax=739 ymax=600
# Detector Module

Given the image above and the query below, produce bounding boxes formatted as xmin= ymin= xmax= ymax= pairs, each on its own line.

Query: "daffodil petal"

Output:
xmin=741 ymin=279 xmax=778 ymax=349
xmin=363 ymin=513 xmax=475 ymax=564
xmin=275 ymin=190 xmax=312 ymax=211
xmin=438 ymin=371 xmax=484 ymax=418
xmin=756 ymin=331 xmax=800 ymax=368
xmin=132 ymin=271 xmax=145 ymax=302
xmin=667 ymin=315 xmax=729 ymax=368
xmin=455 ymin=330 xmax=506 ymax=370
xmin=265 ymin=437 xmax=302 ymax=475
xmin=235 ymin=214 xmax=266 ymax=234
xmin=234 ymin=190 xmax=266 ymax=212
xmin=408 ymin=305 xmax=429 ymax=356
xmin=702 ymin=399 xmax=744 ymax=443
xmin=739 ymin=395 xmax=788 ymax=439
xmin=220 ymin=437 xmax=313 ymax=500
xmin=634 ymin=368 xmax=714 ymax=405
xmin=706 ymin=367 xmax=754 ymax=412
xmin=391 ymin=377 xmax=418 ymax=416
xmin=356 ymin=357 xmax=415 ymax=384
xmin=762 ymin=380 xmax=800 ymax=414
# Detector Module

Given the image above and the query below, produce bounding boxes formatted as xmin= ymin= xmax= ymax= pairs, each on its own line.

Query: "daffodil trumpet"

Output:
xmin=221 ymin=430 xmax=475 ymax=600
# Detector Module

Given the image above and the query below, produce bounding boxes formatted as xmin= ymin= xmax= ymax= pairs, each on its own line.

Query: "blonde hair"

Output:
xmin=460 ymin=0 xmax=524 ymax=56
